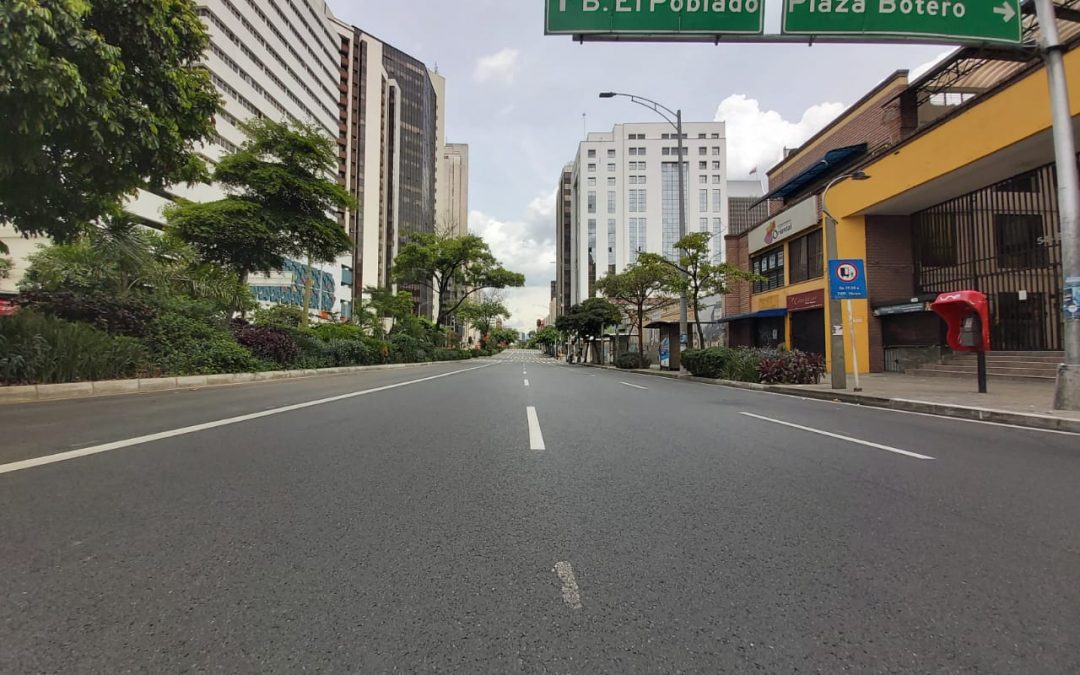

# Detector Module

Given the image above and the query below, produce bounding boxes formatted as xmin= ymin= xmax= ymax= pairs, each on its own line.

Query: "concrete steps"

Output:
xmin=908 ymin=351 xmax=1061 ymax=382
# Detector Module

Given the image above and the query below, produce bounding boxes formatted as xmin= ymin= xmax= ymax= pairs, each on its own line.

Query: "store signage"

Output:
xmin=787 ymin=289 xmax=826 ymax=312
xmin=545 ymin=0 xmax=765 ymax=37
xmin=873 ymin=302 xmax=928 ymax=316
xmin=783 ymin=0 xmax=1023 ymax=45
xmin=748 ymin=196 xmax=818 ymax=253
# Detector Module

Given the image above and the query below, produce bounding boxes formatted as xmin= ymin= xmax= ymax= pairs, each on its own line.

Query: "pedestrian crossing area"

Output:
xmin=494 ymin=349 xmax=563 ymax=365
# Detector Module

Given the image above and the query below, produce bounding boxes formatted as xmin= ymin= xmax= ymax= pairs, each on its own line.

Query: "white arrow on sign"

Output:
xmin=993 ymin=1 xmax=1016 ymax=22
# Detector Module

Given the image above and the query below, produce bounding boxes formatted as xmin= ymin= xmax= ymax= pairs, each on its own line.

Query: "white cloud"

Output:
xmin=910 ymin=48 xmax=957 ymax=82
xmin=468 ymin=191 xmax=556 ymax=331
xmin=715 ymin=95 xmax=845 ymax=180
xmin=473 ymin=48 xmax=520 ymax=85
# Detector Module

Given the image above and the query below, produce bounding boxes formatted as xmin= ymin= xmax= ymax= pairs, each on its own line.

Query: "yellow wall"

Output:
xmin=818 ymin=48 xmax=1080 ymax=374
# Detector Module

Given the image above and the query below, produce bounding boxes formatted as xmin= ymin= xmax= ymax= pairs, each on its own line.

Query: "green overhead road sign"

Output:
xmin=783 ymin=0 xmax=1023 ymax=45
xmin=545 ymin=0 xmax=765 ymax=36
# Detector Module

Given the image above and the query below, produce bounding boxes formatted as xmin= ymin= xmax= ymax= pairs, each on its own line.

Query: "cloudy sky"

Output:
xmin=328 ymin=1 xmax=952 ymax=332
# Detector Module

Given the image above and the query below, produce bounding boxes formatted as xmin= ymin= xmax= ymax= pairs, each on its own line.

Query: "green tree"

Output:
xmin=0 ymin=256 xmax=13 ymax=280
xmin=555 ymin=298 xmax=622 ymax=361
xmin=392 ymin=232 xmax=525 ymax=328
xmin=456 ymin=295 xmax=511 ymax=344
xmin=529 ymin=325 xmax=561 ymax=352
xmin=167 ymin=119 xmax=355 ymax=324
xmin=361 ymin=285 xmax=415 ymax=337
xmin=486 ymin=326 xmax=519 ymax=349
xmin=646 ymin=233 xmax=760 ymax=348
xmin=0 ymin=0 xmax=218 ymax=251
xmin=596 ymin=258 xmax=677 ymax=362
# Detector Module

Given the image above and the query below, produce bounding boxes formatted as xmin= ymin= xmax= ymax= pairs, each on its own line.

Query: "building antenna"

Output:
xmin=582 ymin=113 xmax=587 ymax=140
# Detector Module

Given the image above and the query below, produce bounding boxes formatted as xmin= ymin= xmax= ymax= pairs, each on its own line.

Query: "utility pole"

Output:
xmin=822 ymin=171 xmax=871 ymax=390
xmin=1033 ymin=0 xmax=1080 ymax=410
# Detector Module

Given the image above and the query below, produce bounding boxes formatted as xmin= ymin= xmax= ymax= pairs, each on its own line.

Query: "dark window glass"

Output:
xmin=752 ymin=248 xmax=785 ymax=294
xmin=995 ymin=214 xmax=1048 ymax=268
xmin=918 ymin=214 xmax=958 ymax=268
xmin=789 ymin=229 xmax=824 ymax=284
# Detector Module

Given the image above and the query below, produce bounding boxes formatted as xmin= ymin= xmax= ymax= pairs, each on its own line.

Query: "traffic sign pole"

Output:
xmin=846 ymin=299 xmax=862 ymax=392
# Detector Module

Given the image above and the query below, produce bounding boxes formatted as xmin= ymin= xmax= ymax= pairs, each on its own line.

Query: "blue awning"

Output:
xmin=718 ymin=308 xmax=787 ymax=324
xmin=757 ymin=144 xmax=868 ymax=203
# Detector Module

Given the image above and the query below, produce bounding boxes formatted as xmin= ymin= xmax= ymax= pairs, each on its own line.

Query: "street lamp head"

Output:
xmin=598 ymin=92 xmax=617 ymax=99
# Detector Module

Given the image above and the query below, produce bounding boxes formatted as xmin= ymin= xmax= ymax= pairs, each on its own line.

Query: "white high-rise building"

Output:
xmin=437 ymin=144 xmax=470 ymax=236
xmin=568 ymin=121 xmax=727 ymax=305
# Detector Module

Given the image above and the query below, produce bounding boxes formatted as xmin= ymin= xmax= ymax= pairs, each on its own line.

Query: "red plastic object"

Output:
xmin=930 ymin=290 xmax=991 ymax=352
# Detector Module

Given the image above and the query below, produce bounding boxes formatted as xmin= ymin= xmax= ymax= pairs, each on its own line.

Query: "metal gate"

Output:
xmin=913 ymin=163 xmax=1064 ymax=352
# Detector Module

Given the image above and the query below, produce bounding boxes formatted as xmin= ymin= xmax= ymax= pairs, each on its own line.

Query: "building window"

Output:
xmin=712 ymin=161 xmax=722 ymax=170
xmin=608 ymin=191 xmax=616 ymax=213
xmin=662 ymin=162 xmax=687 ymax=259
xmin=699 ymin=147 xmax=707 ymax=156
xmin=662 ymin=147 xmax=670 ymax=156
xmin=699 ymin=161 xmax=708 ymax=170
xmin=608 ymin=218 xmax=616 ymax=256
xmin=639 ymin=161 xmax=646 ymax=170
xmin=700 ymin=217 xmax=709 ymax=231
xmin=712 ymin=218 xmax=724 ymax=258
xmin=629 ymin=148 xmax=638 ymax=157
xmin=712 ymin=147 xmax=721 ymax=156
xmin=996 ymin=173 xmax=1038 ymax=193
xmin=752 ymin=248 xmax=785 ymax=293
xmin=699 ymin=189 xmax=708 ymax=212
xmin=637 ymin=147 xmax=646 ymax=155
xmin=588 ymin=191 xmax=596 ymax=214
xmin=713 ymin=189 xmax=722 ymax=211
xmin=711 ymin=133 xmax=720 ymax=139
xmin=630 ymin=217 xmax=646 ymax=262
xmin=698 ymin=133 xmax=707 ymax=139
xmin=588 ymin=163 xmax=596 ymax=172
xmin=588 ymin=149 xmax=596 ymax=158
xmin=607 ymin=177 xmax=616 ymax=186
xmin=699 ymin=175 xmax=708 ymax=185
xmin=788 ymin=229 xmax=824 ymax=284
xmin=628 ymin=189 xmax=646 ymax=213
xmin=588 ymin=177 xmax=596 ymax=187
xmin=918 ymin=214 xmax=958 ymax=268
xmin=607 ymin=163 xmax=616 ymax=172
xmin=608 ymin=149 xmax=616 ymax=159
xmin=712 ymin=175 xmax=722 ymax=184
xmin=588 ymin=219 xmax=597 ymax=256
xmin=995 ymin=214 xmax=1048 ymax=268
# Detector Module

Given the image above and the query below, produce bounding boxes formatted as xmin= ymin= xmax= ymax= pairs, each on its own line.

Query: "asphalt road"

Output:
xmin=2 ymin=350 xmax=1079 ymax=673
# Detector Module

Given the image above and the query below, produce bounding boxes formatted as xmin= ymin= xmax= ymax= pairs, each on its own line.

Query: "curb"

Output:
xmin=573 ymin=362 xmax=1080 ymax=434
xmin=0 ymin=361 xmax=452 ymax=405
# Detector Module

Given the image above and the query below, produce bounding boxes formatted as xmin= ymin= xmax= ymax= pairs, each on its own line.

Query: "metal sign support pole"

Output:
xmin=846 ymin=299 xmax=862 ymax=392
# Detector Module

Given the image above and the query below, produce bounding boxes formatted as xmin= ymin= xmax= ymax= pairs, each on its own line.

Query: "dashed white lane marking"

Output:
xmin=740 ymin=412 xmax=935 ymax=461
xmin=554 ymin=561 xmax=582 ymax=609
xmin=527 ymin=406 xmax=545 ymax=451
xmin=0 ymin=364 xmax=496 ymax=476
xmin=524 ymin=379 xmax=530 ymax=387
xmin=620 ymin=382 xmax=648 ymax=390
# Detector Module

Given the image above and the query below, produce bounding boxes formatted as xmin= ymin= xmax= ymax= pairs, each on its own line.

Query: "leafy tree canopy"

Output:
xmin=167 ymin=118 xmax=355 ymax=279
xmin=392 ymin=232 xmax=524 ymax=327
xmin=0 ymin=0 xmax=219 ymax=250
xmin=456 ymin=295 xmax=511 ymax=339
xmin=596 ymin=257 xmax=677 ymax=360
xmin=555 ymin=298 xmax=623 ymax=342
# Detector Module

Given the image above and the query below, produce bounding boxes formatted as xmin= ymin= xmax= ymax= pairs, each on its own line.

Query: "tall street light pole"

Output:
xmin=600 ymin=92 xmax=690 ymax=372
xmin=1033 ymin=0 xmax=1080 ymax=410
xmin=821 ymin=171 xmax=871 ymax=390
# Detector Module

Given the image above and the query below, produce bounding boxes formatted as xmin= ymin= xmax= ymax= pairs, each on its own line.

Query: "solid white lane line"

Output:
xmin=620 ymin=382 xmax=648 ymax=390
xmin=0 ymin=364 xmax=496 ymax=476
xmin=554 ymin=561 xmax=582 ymax=609
xmin=527 ymin=406 xmax=545 ymax=451
xmin=524 ymin=379 xmax=530 ymax=387
xmin=740 ymin=412 xmax=935 ymax=461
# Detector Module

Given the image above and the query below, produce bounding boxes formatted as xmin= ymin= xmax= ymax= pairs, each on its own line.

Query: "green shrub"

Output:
xmin=18 ymin=289 xmax=158 ymax=337
xmin=758 ymin=350 xmax=826 ymax=385
xmin=310 ymin=322 xmax=364 ymax=342
xmin=615 ymin=353 xmax=651 ymax=370
xmin=389 ymin=334 xmax=431 ymax=363
xmin=0 ymin=311 xmax=148 ymax=385
xmin=433 ymin=348 xmax=473 ymax=361
xmin=144 ymin=313 xmax=260 ymax=376
xmin=682 ymin=347 xmax=824 ymax=384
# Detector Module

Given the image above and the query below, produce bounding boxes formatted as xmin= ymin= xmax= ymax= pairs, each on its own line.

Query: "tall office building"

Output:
xmin=437 ymin=144 xmax=470 ymax=236
xmin=554 ymin=164 xmax=574 ymax=319
xmin=567 ymin=121 xmax=728 ymax=305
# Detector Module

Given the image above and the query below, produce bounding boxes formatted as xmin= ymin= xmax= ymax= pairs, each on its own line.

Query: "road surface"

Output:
xmin=2 ymin=350 xmax=1078 ymax=672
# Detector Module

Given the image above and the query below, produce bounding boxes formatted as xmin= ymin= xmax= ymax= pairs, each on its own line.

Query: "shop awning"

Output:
xmin=754 ymin=144 xmax=868 ymax=205
xmin=716 ymin=308 xmax=787 ymax=324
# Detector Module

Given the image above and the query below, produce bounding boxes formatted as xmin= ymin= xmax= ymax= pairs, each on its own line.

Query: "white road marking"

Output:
xmin=620 ymin=382 xmax=648 ymax=390
xmin=527 ymin=406 xmax=545 ymax=450
xmin=0 ymin=364 xmax=496 ymax=476
xmin=524 ymin=379 xmax=530 ymax=387
xmin=740 ymin=412 xmax=935 ymax=461
xmin=554 ymin=561 xmax=582 ymax=609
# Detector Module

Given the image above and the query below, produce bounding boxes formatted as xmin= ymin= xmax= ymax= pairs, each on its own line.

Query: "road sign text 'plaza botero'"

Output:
xmin=545 ymin=0 xmax=765 ymax=37
xmin=783 ymin=0 xmax=1022 ymax=44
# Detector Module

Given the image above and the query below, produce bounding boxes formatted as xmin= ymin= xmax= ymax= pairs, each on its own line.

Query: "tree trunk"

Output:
xmin=636 ymin=304 xmax=646 ymax=368
xmin=301 ymin=256 xmax=314 ymax=327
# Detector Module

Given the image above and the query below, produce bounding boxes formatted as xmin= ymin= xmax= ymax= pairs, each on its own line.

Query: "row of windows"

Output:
xmin=698 ymin=175 xmax=724 ymax=185
xmin=919 ymin=213 xmax=1050 ymax=269
xmin=750 ymin=229 xmax=824 ymax=293
xmin=209 ymin=3 xmax=336 ymax=130
xmin=252 ymin=0 xmax=339 ymax=96
xmin=628 ymin=189 xmax=647 ymax=213
xmin=283 ymin=0 xmax=340 ymax=69
xmin=699 ymin=161 xmax=723 ymax=171
xmin=628 ymin=161 xmax=647 ymax=171
xmin=697 ymin=189 xmax=724 ymax=213
xmin=207 ymin=42 xmax=295 ymax=126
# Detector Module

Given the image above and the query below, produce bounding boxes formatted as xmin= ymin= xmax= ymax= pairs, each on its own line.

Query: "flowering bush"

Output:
xmin=231 ymin=322 xmax=300 ymax=366
xmin=758 ymin=350 xmax=826 ymax=385
xmin=682 ymin=347 xmax=824 ymax=384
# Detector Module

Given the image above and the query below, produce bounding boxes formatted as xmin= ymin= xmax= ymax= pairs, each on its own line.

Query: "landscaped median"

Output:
xmin=0 ymin=360 xmax=487 ymax=405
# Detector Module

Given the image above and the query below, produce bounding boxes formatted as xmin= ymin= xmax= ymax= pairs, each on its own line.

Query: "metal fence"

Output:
xmin=913 ymin=163 xmax=1064 ymax=352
